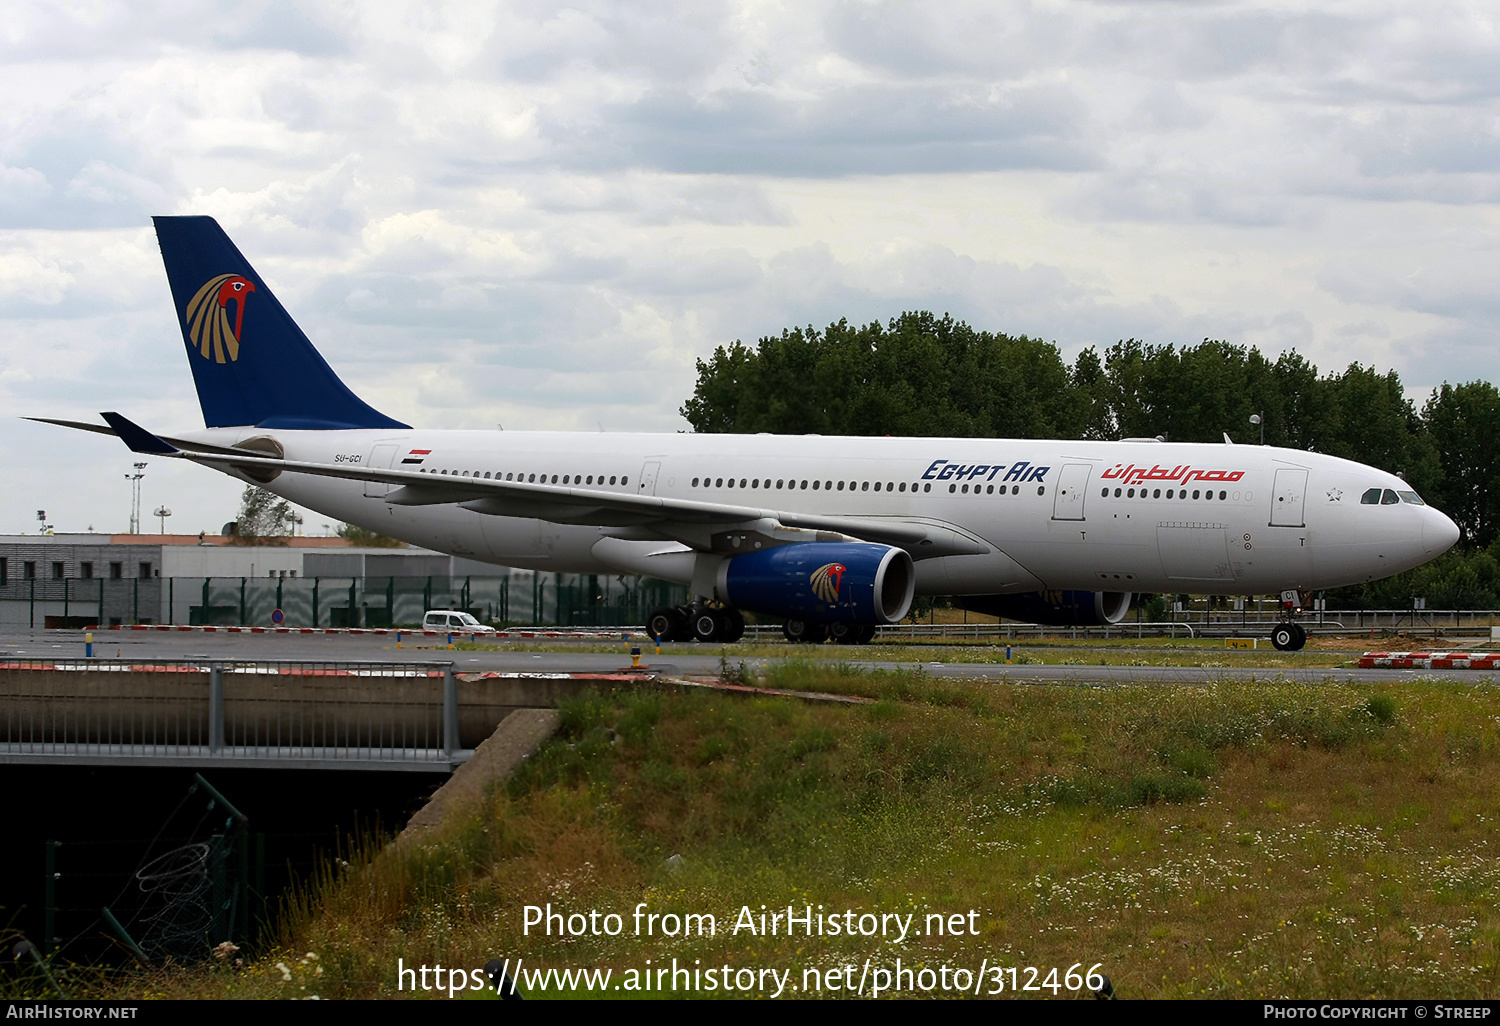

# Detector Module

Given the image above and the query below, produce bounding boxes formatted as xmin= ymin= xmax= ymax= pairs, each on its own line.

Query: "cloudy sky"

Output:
xmin=1 ymin=0 xmax=1497 ymax=536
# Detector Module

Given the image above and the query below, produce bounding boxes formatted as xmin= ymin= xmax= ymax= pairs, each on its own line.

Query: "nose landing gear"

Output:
xmin=1269 ymin=588 xmax=1311 ymax=651
xmin=1270 ymin=622 xmax=1307 ymax=651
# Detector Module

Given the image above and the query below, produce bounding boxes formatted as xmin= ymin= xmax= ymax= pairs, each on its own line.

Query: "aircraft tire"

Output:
xmin=692 ymin=608 xmax=722 ymax=643
xmin=827 ymin=622 xmax=854 ymax=645
xmin=722 ymin=608 xmax=746 ymax=643
xmin=783 ymin=618 xmax=826 ymax=644
xmin=646 ymin=606 xmax=680 ymax=643
xmin=853 ymin=624 xmax=877 ymax=645
xmin=1271 ymin=623 xmax=1297 ymax=651
xmin=1290 ymin=622 xmax=1307 ymax=650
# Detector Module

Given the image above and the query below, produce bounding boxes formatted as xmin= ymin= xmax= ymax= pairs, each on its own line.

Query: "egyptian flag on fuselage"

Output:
xmin=401 ymin=449 xmax=431 ymax=465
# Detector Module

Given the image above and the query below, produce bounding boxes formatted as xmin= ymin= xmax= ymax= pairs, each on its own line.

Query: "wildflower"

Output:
xmin=276 ymin=962 xmax=293 ymax=982
xmin=213 ymin=941 xmax=240 ymax=960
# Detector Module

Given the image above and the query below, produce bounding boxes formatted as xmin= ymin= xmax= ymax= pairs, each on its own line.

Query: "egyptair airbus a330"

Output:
xmin=33 ymin=217 xmax=1460 ymax=651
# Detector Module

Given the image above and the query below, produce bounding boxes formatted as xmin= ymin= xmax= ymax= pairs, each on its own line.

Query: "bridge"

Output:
xmin=0 ymin=658 xmax=640 ymax=771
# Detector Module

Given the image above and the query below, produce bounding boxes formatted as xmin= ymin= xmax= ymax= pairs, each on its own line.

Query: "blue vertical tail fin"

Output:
xmin=153 ymin=215 xmax=408 ymax=430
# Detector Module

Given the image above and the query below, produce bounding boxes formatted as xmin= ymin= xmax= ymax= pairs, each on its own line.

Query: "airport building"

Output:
xmin=0 ymin=534 xmax=684 ymax=629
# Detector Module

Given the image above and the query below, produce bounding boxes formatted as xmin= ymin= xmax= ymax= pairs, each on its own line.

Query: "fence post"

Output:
xmin=209 ymin=665 xmax=225 ymax=753
xmin=443 ymin=665 xmax=459 ymax=757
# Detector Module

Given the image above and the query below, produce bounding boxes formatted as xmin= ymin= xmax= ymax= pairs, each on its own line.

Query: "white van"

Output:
xmin=422 ymin=610 xmax=497 ymax=635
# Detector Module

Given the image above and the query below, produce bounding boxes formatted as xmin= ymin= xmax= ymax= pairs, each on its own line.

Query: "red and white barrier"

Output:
xmin=1359 ymin=651 xmax=1500 ymax=669
xmin=101 ymin=624 xmax=640 ymax=639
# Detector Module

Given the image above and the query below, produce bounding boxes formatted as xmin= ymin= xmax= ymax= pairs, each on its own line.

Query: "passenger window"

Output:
xmin=1360 ymin=488 xmax=1381 ymax=504
xmin=1219 ymin=490 xmax=1226 ymax=500
xmin=837 ymin=481 xmax=844 ymax=490
xmin=1381 ymin=489 xmax=1400 ymax=505
xmin=1153 ymin=488 xmax=1160 ymax=498
xmin=901 ymin=483 xmax=908 ymax=492
xmin=1193 ymin=490 xmax=1200 ymax=499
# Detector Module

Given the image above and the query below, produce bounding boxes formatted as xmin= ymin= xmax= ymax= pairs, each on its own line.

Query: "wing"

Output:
xmin=81 ymin=414 xmax=991 ymax=559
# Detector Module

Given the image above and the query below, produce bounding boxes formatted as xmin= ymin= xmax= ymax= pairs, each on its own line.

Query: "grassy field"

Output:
xmin=28 ymin=664 xmax=1500 ymax=1000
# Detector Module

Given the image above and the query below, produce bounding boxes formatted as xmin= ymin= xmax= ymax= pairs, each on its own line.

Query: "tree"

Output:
xmin=337 ymin=522 xmax=402 ymax=548
xmin=1422 ymin=382 xmax=1500 ymax=546
xmin=680 ymin=312 xmax=1082 ymax=438
xmin=226 ymin=486 xmax=293 ymax=546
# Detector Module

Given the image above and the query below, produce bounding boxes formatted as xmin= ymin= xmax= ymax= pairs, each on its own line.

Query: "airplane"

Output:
xmin=31 ymin=216 xmax=1460 ymax=652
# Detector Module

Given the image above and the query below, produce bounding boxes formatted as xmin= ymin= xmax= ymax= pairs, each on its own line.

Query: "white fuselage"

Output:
xmin=183 ymin=427 xmax=1459 ymax=597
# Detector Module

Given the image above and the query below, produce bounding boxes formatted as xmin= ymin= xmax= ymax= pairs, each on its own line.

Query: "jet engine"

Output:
xmin=956 ymin=590 xmax=1132 ymax=626
xmin=719 ymin=542 xmax=915 ymax=625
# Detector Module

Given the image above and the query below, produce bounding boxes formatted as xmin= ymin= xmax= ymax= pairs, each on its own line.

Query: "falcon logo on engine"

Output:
xmin=810 ymin=562 xmax=846 ymax=604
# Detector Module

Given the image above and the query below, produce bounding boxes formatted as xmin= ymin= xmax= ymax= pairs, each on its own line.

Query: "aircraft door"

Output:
xmin=364 ymin=443 xmax=400 ymax=497
xmin=1052 ymin=463 xmax=1093 ymax=521
xmin=638 ymin=460 xmax=662 ymax=496
xmin=1270 ymin=469 xmax=1308 ymax=527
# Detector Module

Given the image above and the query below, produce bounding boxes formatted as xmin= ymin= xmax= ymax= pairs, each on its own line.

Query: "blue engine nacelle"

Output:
xmin=719 ymin=542 xmax=916 ymax=625
xmin=956 ymin=590 xmax=1132 ymax=626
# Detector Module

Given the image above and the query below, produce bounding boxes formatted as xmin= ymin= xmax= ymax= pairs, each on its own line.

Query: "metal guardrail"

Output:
xmin=0 ymin=659 xmax=466 ymax=771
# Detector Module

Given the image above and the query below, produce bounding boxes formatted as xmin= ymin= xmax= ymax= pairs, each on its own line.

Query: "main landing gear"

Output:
xmin=644 ymin=605 xmax=877 ymax=645
xmin=784 ymin=620 xmax=875 ymax=645
xmin=646 ymin=604 xmax=744 ymax=644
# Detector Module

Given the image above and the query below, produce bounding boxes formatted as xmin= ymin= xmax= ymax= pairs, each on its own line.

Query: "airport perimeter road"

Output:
xmin=1 ymin=628 xmax=1494 ymax=685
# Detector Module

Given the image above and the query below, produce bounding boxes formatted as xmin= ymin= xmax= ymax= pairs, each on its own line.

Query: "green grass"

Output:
xmin=38 ymin=668 xmax=1500 ymax=1000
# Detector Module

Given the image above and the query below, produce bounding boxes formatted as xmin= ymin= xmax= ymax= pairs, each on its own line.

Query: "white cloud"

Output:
xmin=3 ymin=0 xmax=1500 ymax=532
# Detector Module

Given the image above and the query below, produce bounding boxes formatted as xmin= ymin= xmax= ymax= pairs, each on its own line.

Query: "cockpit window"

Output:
xmin=1398 ymin=490 xmax=1426 ymax=506
xmin=1381 ymin=489 xmax=1400 ymax=505
xmin=1360 ymin=488 xmax=1382 ymax=505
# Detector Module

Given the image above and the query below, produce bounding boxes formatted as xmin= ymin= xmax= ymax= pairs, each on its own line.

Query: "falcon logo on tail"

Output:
xmin=185 ymin=274 xmax=255 ymax=363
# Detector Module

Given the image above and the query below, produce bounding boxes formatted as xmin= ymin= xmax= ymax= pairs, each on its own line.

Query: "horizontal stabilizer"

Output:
xmin=99 ymin=412 xmax=180 ymax=455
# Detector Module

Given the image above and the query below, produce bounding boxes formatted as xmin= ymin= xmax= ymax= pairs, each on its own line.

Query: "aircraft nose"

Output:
xmin=1424 ymin=509 xmax=1461 ymax=554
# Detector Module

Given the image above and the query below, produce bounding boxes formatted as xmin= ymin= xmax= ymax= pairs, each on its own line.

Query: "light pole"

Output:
xmin=1249 ymin=413 xmax=1264 ymax=445
xmin=125 ymin=462 xmax=147 ymax=534
xmin=153 ymin=506 xmax=172 ymax=535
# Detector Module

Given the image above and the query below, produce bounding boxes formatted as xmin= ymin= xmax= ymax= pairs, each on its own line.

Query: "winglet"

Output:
xmin=99 ymin=413 xmax=180 ymax=455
